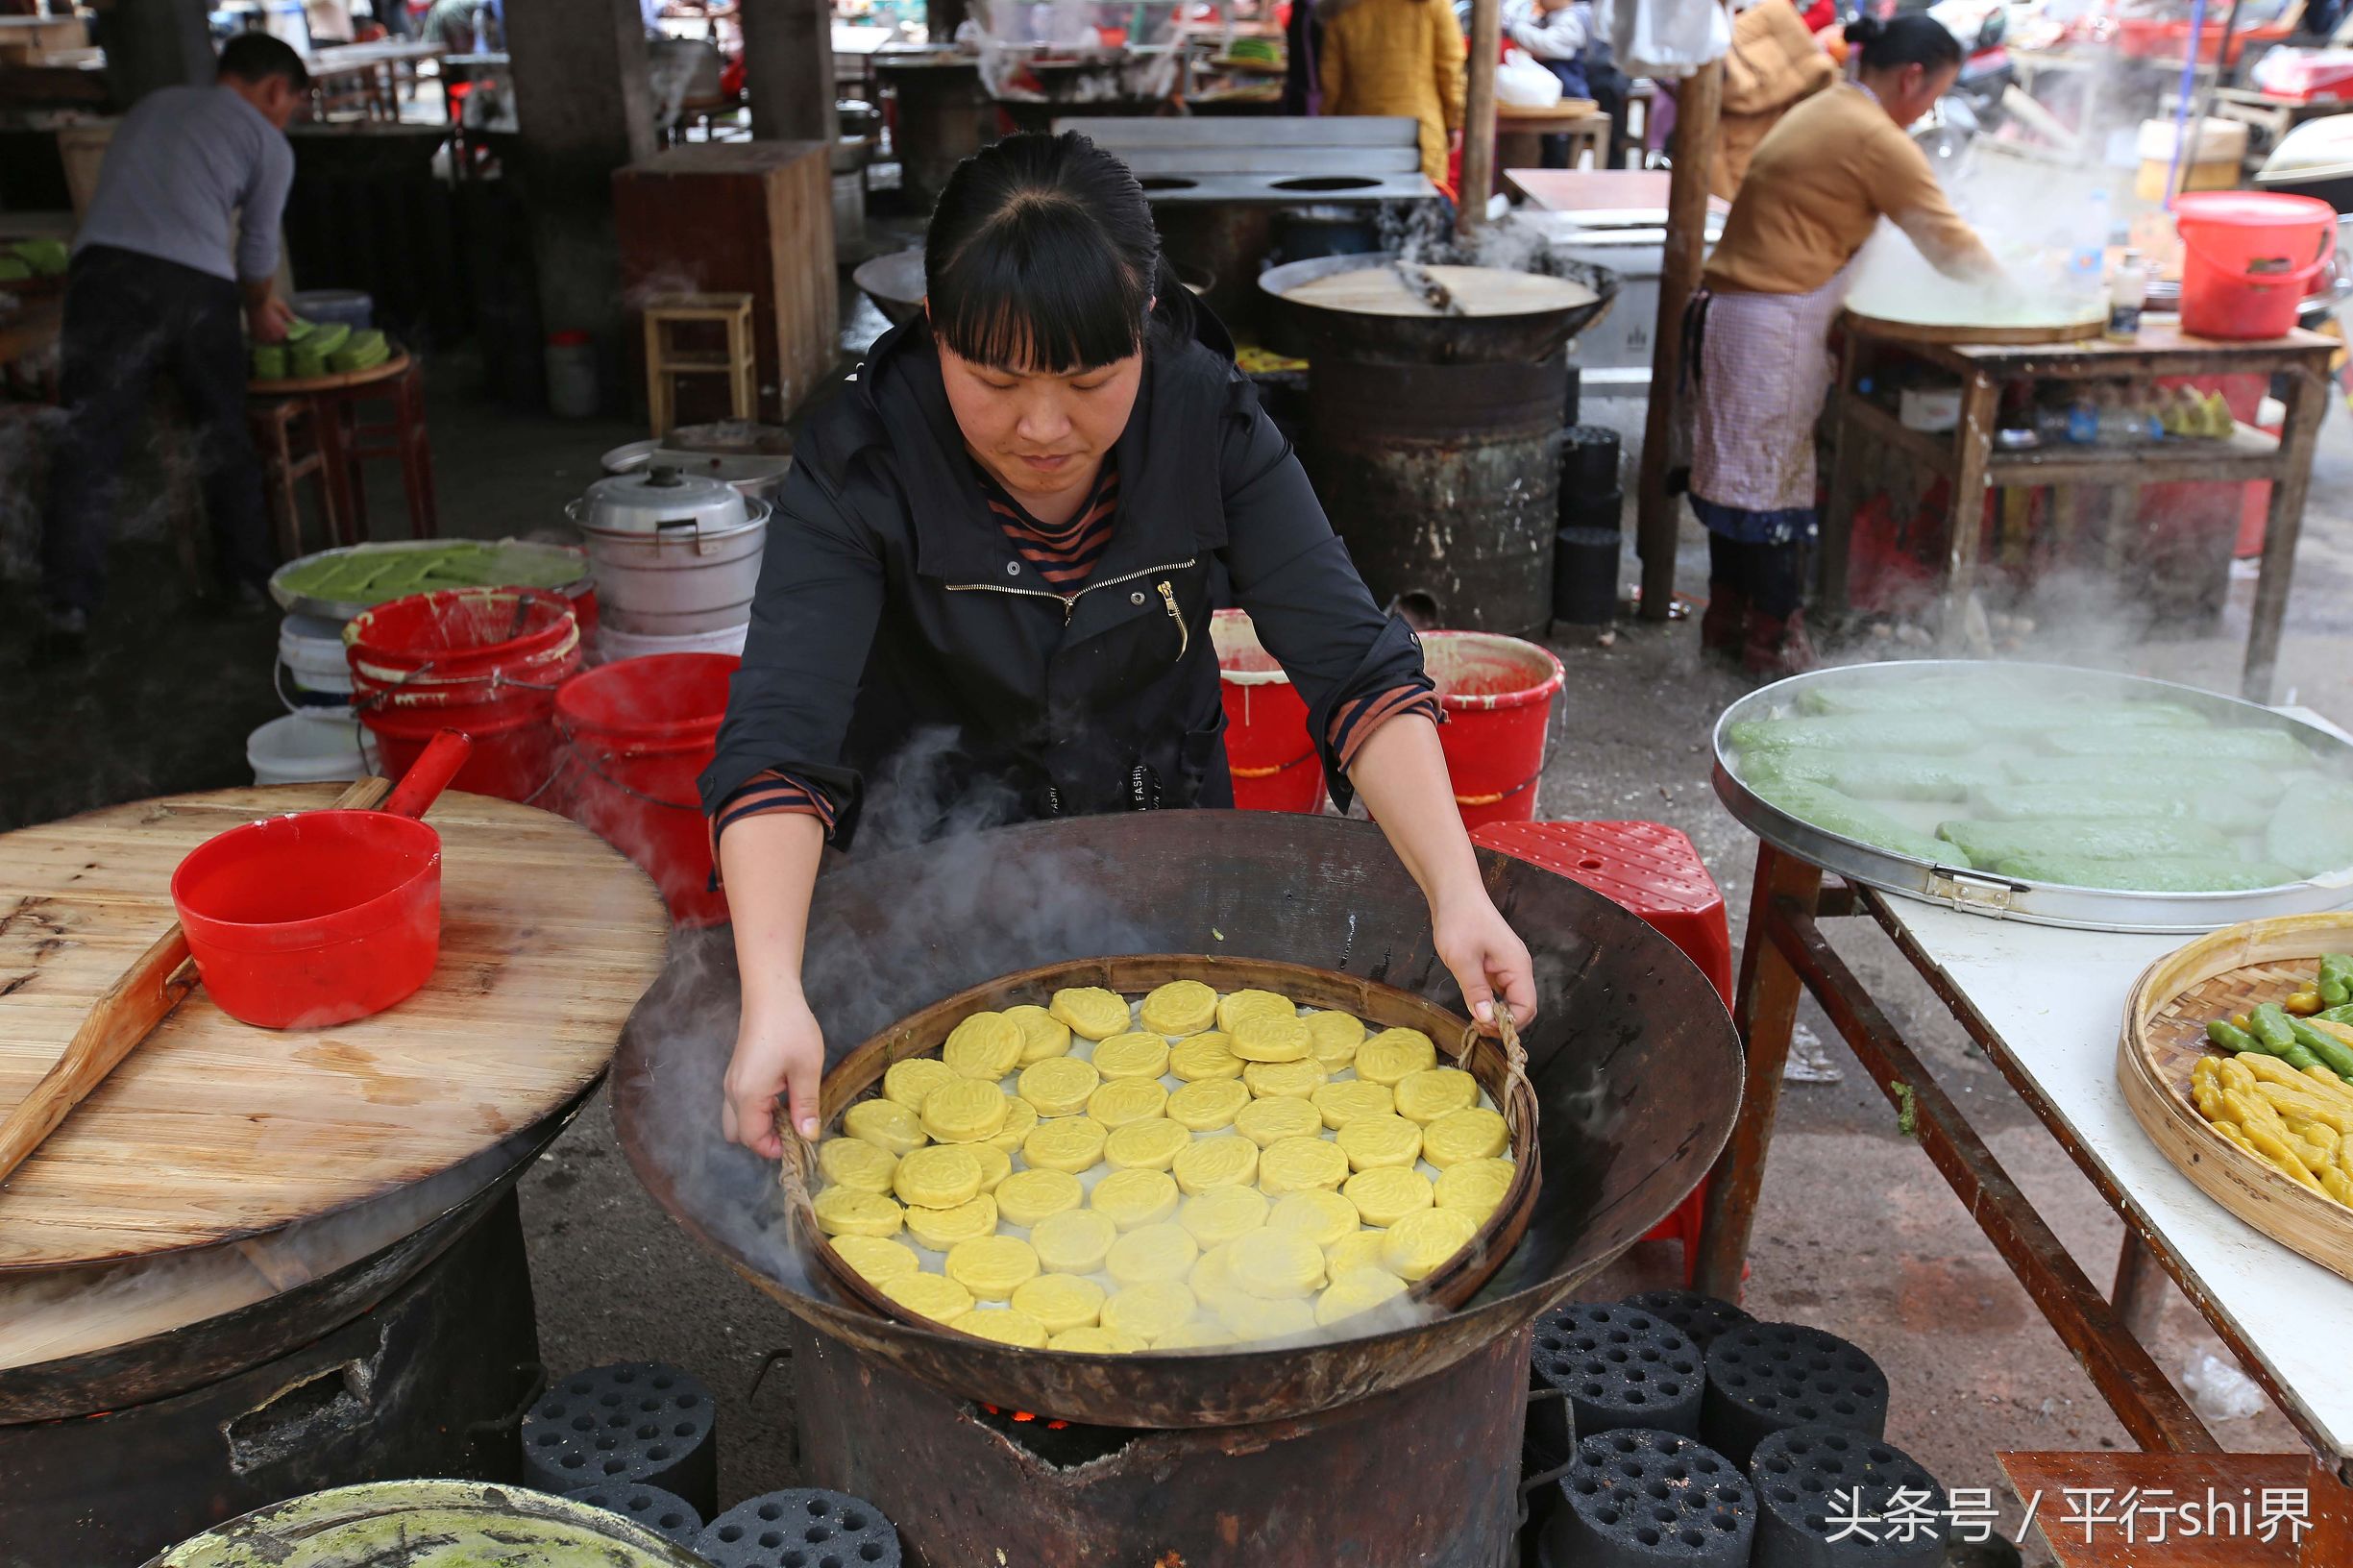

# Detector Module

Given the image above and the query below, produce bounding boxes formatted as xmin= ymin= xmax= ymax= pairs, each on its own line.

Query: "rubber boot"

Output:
xmin=1700 ymin=582 xmax=1747 ymax=661
xmin=1742 ymin=607 xmax=1817 ymax=679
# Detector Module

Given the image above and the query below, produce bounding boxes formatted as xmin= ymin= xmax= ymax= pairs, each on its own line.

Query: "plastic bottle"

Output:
xmin=2107 ymin=249 xmax=2148 ymax=342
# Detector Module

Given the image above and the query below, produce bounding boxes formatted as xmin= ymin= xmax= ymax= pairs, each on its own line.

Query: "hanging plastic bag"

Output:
xmin=1602 ymin=0 xmax=1730 ymax=81
xmin=1495 ymin=47 xmax=1566 ymax=108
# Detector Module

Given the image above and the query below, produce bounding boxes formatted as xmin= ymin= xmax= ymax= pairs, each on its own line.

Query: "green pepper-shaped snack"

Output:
xmin=2249 ymin=1003 xmax=2300 ymax=1056
xmin=2288 ymin=1019 xmax=2353 ymax=1083
xmin=2316 ymin=954 xmax=2352 ymax=1009
xmin=2207 ymin=1019 xmax=2264 ymax=1054
xmin=2285 ymin=1042 xmax=2325 ymax=1071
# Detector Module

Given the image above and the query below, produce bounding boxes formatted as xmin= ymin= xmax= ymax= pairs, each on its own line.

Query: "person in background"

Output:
xmin=1683 ymin=14 xmax=1998 ymax=675
xmin=37 ymin=32 xmax=308 ymax=656
xmin=1713 ymin=0 xmax=1836 ymax=199
xmin=420 ymin=0 xmax=485 ymax=48
xmin=1316 ymin=0 xmax=1466 ymax=185
xmin=1500 ymin=0 xmax=1626 ymax=166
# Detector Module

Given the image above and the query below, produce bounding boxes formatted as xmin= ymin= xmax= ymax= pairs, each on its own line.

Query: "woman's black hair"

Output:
xmin=924 ymin=130 xmax=1192 ymax=372
xmin=1842 ymin=13 xmax=1963 ymax=74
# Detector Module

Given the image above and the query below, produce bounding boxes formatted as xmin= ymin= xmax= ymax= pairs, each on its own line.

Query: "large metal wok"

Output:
xmin=1259 ymin=251 xmax=1620 ymax=364
xmin=612 ymin=812 xmax=1741 ymax=1428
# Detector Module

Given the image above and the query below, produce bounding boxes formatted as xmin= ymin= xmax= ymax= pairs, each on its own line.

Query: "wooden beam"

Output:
xmin=1635 ymin=59 xmax=1723 ymax=621
xmin=742 ymin=0 xmax=840 ymax=145
xmin=1458 ymin=0 xmax=1502 ymax=234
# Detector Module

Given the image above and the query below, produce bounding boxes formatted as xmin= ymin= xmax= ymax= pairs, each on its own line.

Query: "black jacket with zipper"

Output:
xmin=699 ymin=305 xmax=1429 ymax=850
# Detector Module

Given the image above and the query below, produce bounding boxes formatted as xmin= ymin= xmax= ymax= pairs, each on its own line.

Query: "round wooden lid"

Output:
xmin=0 ymin=785 xmax=669 ymax=1273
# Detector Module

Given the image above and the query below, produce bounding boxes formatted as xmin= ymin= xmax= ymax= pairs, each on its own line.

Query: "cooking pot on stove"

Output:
xmin=601 ymin=420 xmax=794 ymax=502
xmin=568 ymin=466 xmax=771 ymax=637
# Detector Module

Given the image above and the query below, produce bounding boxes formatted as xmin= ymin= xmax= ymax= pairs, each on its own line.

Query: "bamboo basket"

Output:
xmin=2118 ymin=913 xmax=2353 ymax=1284
xmin=780 ymin=953 xmax=1542 ymax=1350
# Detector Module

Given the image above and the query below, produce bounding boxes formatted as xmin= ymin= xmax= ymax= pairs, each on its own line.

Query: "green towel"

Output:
xmin=2267 ymin=777 xmax=2353 ymax=879
xmin=1937 ymin=818 xmax=2230 ymax=865
xmin=1749 ymin=777 xmax=1970 ymax=866
xmin=1991 ymin=853 xmax=2305 ymax=893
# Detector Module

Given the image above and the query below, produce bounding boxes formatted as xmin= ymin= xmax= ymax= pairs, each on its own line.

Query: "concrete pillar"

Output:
xmin=98 ymin=0 xmax=216 ymax=105
xmin=740 ymin=0 xmax=837 ymax=145
xmin=502 ymin=0 xmax=657 ymax=409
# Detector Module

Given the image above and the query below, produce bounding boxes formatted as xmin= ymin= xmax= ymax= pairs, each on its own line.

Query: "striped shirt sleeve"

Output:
xmin=711 ymin=767 xmax=837 ymax=847
xmin=1328 ymin=683 xmax=1445 ymax=769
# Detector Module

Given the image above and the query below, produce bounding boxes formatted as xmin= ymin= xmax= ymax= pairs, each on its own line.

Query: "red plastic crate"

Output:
xmin=1473 ymin=820 xmax=1734 ymax=1283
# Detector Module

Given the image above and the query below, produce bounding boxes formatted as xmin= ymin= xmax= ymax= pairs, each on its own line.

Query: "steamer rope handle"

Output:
xmin=1459 ymin=999 xmax=1540 ymax=1139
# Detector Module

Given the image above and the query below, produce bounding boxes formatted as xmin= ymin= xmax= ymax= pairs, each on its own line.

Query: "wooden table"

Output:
xmin=1504 ymin=166 xmax=1729 ymax=218
xmin=1820 ymin=318 xmax=2337 ymax=704
xmin=306 ymin=39 xmax=444 ymax=121
xmin=251 ymin=351 xmax=439 ymax=545
xmin=1494 ymin=100 xmax=1608 ymax=176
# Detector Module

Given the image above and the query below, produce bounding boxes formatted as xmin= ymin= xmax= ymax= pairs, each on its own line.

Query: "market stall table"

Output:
xmin=306 ymin=40 xmax=444 ymax=121
xmin=1819 ymin=319 xmax=2336 ymax=703
xmin=1504 ymin=166 xmax=1728 ymax=217
xmin=1493 ymin=100 xmax=1608 ymax=178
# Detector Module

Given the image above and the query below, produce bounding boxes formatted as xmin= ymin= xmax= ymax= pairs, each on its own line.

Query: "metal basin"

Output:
xmin=610 ymin=811 xmax=1742 ymax=1428
xmin=1260 ymin=250 xmax=1621 ymax=364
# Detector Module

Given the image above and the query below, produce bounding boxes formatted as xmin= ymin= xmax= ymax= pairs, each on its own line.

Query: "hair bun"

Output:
xmin=1843 ymin=15 xmax=1885 ymax=44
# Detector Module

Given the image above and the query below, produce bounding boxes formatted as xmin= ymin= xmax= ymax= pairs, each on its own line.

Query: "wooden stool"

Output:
xmin=247 ymin=396 xmax=343 ymax=560
xmin=306 ymin=355 xmax=439 ymax=545
xmin=642 ymin=292 xmax=755 ymax=438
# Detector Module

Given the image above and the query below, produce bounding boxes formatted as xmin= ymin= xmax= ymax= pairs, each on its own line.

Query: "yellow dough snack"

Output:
xmin=1381 ymin=1206 xmax=1481 ymax=1281
xmin=817 ymin=1138 xmax=897 ymax=1195
xmin=1344 ymin=1164 xmax=1435 ymax=1227
xmin=813 ymin=1188 xmax=903 ymax=1238
xmin=1217 ymin=988 xmax=1294 ymax=1033
xmin=1227 ymin=1229 xmax=1327 ymax=1299
xmin=1169 ymin=1033 xmax=1246 ymax=1082
xmin=1243 ymin=1059 xmax=1328 ymax=1100
xmin=1023 ymin=1115 xmax=1109 ymax=1174
xmin=1234 ymin=1095 xmax=1322 ymax=1147
xmin=1422 ymin=1107 xmax=1509 ymax=1167
xmin=944 ymin=1234 xmax=1040 ymax=1300
xmin=1101 ymin=1279 xmax=1200 ymax=1342
xmin=1049 ymin=986 xmax=1132 ymax=1041
xmin=1088 ymin=1078 xmax=1169 ymax=1129
xmin=1179 ymin=1185 xmax=1270 ymax=1247
xmin=969 ymin=1142 xmax=1013 ymax=1193
xmin=1336 ymin=1113 xmax=1423 ymax=1172
xmin=1049 ymin=1325 xmax=1145 ymax=1354
xmin=1167 ymin=1077 xmax=1251 ymax=1132
xmin=921 ymin=1079 xmax=1012 ymax=1143
xmin=1356 ymin=1028 xmax=1438 ymax=1086
xmin=1189 ymin=1241 xmax=1242 ymax=1311
xmin=943 ymin=1012 xmax=1024 ymax=1081
xmin=1260 ymin=1135 xmax=1351 ymax=1195
xmin=829 ymin=1235 xmax=920 ymax=1286
xmin=1302 ymin=1010 xmax=1367 ymax=1066
xmin=1311 ymin=1079 xmax=1395 ymax=1130
xmin=882 ymin=1057 xmax=957 ymax=1111
xmin=1107 ymin=1220 xmax=1200 ymax=1285
xmin=1395 ymin=1066 xmax=1481 ymax=1125
xmin=1316 ymin=1264 xmax=1409 ymax=1327
xmin=1434 ymin=1157 xmax=1515 ymax=1217
xmin=1230 ymin=1014 xmax=1311 ymax=1063
xmin=987 ymin=1096 xmax=1037 ymax=1155
xmin=1172 ymin=1134 xmax=1260 ymax=1193
xmin=881 ymin=1270 xmax=972 ymax=1324
xmin=1104 ymin=1116 xmax=1191 ymax=1172
xmin=903 ymin=1193 xmax=998 ymax=1250
xmin=1017 ymin=1056 xmax=1100 ymax=1117
xmin=843 ymin=1099 xmax=926 ymax=1156
xmin=1220 ymin=1294 xmax=1317 ymax=1341
xmin=1091 ymin=1031 xmax=1172 ymax=1082
xmin=894 ymin=1144 xmax=984 ymax=1209
xmin=1154 ymin=1322 xmax=1238 ymax=1350
xmin=995 ymin=1166 xmax=1084 ymax=1227
xmin=1091 ymin=1167 xmax=1181 ymax=1229
xmin=959 ymin=1309 xmax=1049 ymax=1348
xmin=1265 ymin=1188 xmax=1359 ymax=1249
xmin=1004 ymin=1003 xmax=1073 ymax=1063
xmin=1011 ymin=1272 xmax=1105 ymax=1333
xmin=1140 ymin=979 xmax=1218 ymax=1037
xmin=1030 ymin=1208 xmax=1119 ymax=1274
xmin=1326 ymin=1229 xmax=1389 ymax=1275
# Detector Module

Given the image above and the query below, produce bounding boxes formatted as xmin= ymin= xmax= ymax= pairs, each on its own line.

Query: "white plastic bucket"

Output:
xmin=279 ymin=612 xmax=355 ymax=709
xmin=593 ymin=619 xmax=749 ymax=665
xmin=249 ymin=713 xmax=369 ymax=786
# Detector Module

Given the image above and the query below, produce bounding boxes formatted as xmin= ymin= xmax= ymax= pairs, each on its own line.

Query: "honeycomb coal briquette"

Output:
xmin=699 ymin=1489 xmax=901 ymax=1568
xmin=521 ymin=1362 xmax=718 ymax=1517
xmin=1619 ymin=1289 xmax=1755 ymax=1353
xmin=1536 ymin=1427 xmax=1755 ymax=1568
xmin=1527 ymin=1301 xmax=1706 ymax=1462
xmin=1700 ymin=1323 xmax=1888 ymax=1467
xmin=564 ymin=1482 xmax=704 ymax=1551
xmin=1748 ymin=1425 xmax=1949 ymax=1568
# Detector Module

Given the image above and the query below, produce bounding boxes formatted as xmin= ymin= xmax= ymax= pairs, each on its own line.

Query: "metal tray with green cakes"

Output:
xmin=268 ymin=538 xmax=593 ymax=622
xmin=1711 ymin=661 xmax=2353 ymax=933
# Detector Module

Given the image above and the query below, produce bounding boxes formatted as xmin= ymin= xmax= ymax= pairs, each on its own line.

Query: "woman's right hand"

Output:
xmin=722 ymin=992 xmax=826 ymax=1160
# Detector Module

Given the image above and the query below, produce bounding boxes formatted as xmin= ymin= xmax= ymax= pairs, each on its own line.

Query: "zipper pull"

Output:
xmin=1063 ymin=594 xmax=1077 ymax=625
xmin=1157 ymin=581 xmax=1189 ymax=659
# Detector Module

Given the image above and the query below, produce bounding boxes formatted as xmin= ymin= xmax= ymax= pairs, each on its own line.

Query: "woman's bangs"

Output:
xmin=930 ymin=218 xmax=1149 ymax=374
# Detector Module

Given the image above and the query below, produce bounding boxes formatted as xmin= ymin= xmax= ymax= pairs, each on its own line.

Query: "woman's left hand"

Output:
xmin=1433 ymin=889 xmax=1538 ymax=1034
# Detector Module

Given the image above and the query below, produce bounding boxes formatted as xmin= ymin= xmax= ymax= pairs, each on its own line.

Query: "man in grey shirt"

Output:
xmin=39 ymin=32 xmax=308 ymax=652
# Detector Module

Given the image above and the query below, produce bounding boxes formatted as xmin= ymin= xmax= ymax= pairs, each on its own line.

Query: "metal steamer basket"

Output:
xmin=1712 ymin=661 xmax=2353 ymax=934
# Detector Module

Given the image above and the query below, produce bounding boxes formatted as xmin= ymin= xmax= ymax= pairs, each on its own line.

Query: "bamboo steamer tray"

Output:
xmin=1841 ymin=307 xmax=2106 ymax=345
xmin=2119 ymin=913 xmax=2353 ymax=1284
xmin=781 ymin=953 xmax=1541 ymax=1351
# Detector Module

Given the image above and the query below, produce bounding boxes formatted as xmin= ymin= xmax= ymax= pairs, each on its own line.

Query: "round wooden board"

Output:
xmin=0 ymin=784 xmax=670 ymax=1272
xmin=2118 ymin=913 xmax=2353 ymax=1284
xmin=1842 ymin=309 xmax=2106 ymax=346
xmin=248 ymin=347 xmax=410 ymax=395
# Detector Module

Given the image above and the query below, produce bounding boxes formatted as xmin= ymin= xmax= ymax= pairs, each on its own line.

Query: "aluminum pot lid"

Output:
xmin=577 ymin=464 xmax=750 ymax=533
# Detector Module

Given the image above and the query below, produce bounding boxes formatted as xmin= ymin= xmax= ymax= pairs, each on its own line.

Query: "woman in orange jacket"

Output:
xmin=1317 ymin=0 xmax=1467 ymax=184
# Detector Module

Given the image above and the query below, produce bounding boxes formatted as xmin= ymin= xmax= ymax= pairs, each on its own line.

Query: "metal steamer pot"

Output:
xmin=569 ymin=465 xmax=770 ymax=637
xmin=600 ymin=422 xmax=794 ymax=504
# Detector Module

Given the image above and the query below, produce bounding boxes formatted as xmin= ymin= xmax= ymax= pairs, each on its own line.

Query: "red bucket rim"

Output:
xmin=557 ymin=653 xmax=740 ymax=749
xmin=1211 ymin=607 xmax=1293 ymax=688
xmin=345 ymin=588 xmax=578 ymax=678
xmin=2172 ymin=190 xmax=2338 ymax=228
xmin=171 ymin=811 xmax=441 ymax=951
xmin=1420 ymin=630 xmax=1566 ymax=712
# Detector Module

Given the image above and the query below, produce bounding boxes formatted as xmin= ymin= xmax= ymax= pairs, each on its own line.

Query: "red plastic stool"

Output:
xmin=1473 ymin=820 xmax=1734 ymax=1284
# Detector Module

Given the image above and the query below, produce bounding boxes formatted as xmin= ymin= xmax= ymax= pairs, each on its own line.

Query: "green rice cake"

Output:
xmin=1959 ymin=699 xmax=2209 ymax=737
xmin=1968 ymin=782 xmax=2271 ymax=836
xmin=2000 ymin=755 xmax=2293 ymax=804
xmin=1990 ymin=853 xmax=2305 ymax=893
xmin=1750 ymin=778 xmax=1971 ymax=866
xmin=1936 ymin=818 xmax=2229 ymax=866
xmin=1728 ymin=714 xmax=1980 ymax=757
xmin=2267 ymin=777 xmax=2353 ymax=878
xmin=2043 ymin=726 xmax=2311 ymax=766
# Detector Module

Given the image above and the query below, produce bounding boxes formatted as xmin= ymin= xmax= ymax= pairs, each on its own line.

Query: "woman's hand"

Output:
xmin=722 ymin=992 xmax=826 ymax=1160
xmin=1433 ymin=887 xmax=1540 ymax=1034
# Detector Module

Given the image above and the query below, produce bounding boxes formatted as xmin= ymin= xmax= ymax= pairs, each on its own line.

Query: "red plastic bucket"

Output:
xmin=346 ymin=588 xmax=581 ymax=802
xmin=2174 ymin=191 xmax=2336 ymax=340
xmin=1421 ymin=630 xmax=1565 ymax=829
xmin=1212 ymin=609 xmax=1327 ymax=814
xmin=555 ymin=652 xmax=737 ymax=926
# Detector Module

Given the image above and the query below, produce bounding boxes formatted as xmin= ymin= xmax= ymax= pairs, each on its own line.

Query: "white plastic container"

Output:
xmin=248 ymin=713 xmax=368 ymax=786
xmin=279 ymin=612 xmax=355 ymax=710
xmin=594 ymin=620 xmax=749 ymax=665
xmin=546 ymin=330 xmax=600 ymax=420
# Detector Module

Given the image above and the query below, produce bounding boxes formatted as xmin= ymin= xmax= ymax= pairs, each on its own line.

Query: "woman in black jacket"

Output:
xmin=705 ymin=132 xmax=1537 ymax=1157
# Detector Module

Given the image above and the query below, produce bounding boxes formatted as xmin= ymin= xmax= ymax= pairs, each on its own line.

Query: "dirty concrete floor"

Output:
xmin=3 ymin=304 xmax=2349 ymax=1561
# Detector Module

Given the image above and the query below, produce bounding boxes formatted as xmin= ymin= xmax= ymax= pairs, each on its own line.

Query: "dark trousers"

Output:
xmin=1708 ymin=531 xmax=1806 ymax=621
xmin=40 ymin=244 xmax=275 ymax=615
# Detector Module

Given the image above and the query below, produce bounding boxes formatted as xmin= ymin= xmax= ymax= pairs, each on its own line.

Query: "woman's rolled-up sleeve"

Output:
xmin=1214 ymin=379 xmax=1436 ymax=812
xmin=699 ymin=462 xmax=887 ymax=845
